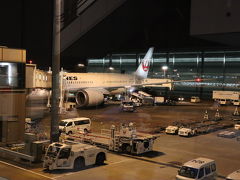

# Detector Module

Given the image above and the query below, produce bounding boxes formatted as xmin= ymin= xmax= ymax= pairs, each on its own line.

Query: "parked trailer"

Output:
xmin=61 ymin=123 xmax=159 ymax=155
xmin=154 ymin=97 xmax=165 ymax=105
xmin=154 ymin=96 xmax=176 ymax=105
xmin=212 ymin=90 xmax=240 ymax=105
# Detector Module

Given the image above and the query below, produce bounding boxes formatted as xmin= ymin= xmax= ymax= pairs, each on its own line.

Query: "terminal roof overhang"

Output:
xmin=60 ymin=0 xmax=224 ymax=69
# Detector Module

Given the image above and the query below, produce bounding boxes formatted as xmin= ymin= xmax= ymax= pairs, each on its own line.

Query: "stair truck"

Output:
xmin=61 ymin=123 xmax=159 ymax=155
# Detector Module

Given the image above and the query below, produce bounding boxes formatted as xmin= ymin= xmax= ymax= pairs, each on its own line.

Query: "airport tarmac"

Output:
xmin=1 ymin=100 xmax=240 ymax=180
xmin=0 ymin=131 xmax=240 ymax=180
xmin=34 ymin=100 xmax=238 ymax=136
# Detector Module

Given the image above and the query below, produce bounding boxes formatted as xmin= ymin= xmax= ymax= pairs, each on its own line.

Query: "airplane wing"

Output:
xmin=131 ymin=78 xmax=210 ymax=89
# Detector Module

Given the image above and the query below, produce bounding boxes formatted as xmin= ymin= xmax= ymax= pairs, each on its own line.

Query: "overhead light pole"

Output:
xmin=162 ymin=65 xmax=168 ymax=78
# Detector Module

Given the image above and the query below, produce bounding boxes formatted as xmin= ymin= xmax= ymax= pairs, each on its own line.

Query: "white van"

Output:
xmin=176 ymin=157 xmax=217 ymax=180
xmin=59 ymin=117 xmax=91 ymax=134
xmin=226 ymin=169 xmax=240 ymax=180
xmin=190 ymin=96 xmax=200 ymax=103
xmin=235 ymin=122 xmax=240 ymax=130
xmin=233 ymin=100 xmax=240 ymax=106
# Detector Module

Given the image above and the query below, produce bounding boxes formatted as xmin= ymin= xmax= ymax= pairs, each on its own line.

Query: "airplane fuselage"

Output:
xmin=63 ymin=73 xmax=139 ymax=91
xmin=60 ymin=47 xmax=154 ymax=107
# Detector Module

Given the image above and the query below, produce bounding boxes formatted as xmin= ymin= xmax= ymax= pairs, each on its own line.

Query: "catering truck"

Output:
xmin=212 ymin=91 xmax=240 ymax=105
xmin=43 ymin=142 xmax=107 ymax=170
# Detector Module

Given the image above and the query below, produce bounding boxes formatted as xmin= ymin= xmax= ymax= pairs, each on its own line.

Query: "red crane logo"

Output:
xmin=142 ymin=59 xmax=150 ymax=72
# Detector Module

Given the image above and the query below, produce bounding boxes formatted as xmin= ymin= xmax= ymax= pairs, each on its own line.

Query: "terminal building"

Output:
xmin=0 ymin=47 xmax=52 ymax=145
xmin=87 ymin=49 xmax=240 ymax=98
xmin=0 ymin=47 xmax=26 ymax=145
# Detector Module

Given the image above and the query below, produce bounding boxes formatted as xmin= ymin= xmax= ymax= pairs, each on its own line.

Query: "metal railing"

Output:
xmin=0 ymin=147 xmax=35 ymax=163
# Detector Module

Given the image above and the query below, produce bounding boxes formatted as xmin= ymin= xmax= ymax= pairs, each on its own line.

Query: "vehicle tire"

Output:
xmin=126 ymin=145 xmax=131 ymax=153
xmin=121 ymin=144 xmax=131 ymax=153
xmin=74 ymin=157 xmax=85 ymax=170
xmin=84 ymin=128 xmax=88 ymax=133
xmin=194 ymin=130 xmax=198 ymax=136
xmin=95 ymin=152 xmax=105 ymax=165
xmin=67 ymin=131 xmax=72 ymax=135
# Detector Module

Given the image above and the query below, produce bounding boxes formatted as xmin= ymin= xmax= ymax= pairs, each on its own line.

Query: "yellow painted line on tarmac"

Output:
xmin=108 ymin=159 xmax=132 ymax=165
xmin=54 ymin=172 xmax=76 ymax=179
xmin=54 ymin=159 xmax=132 ymax=179
xmin=0 ymin=160 xmax=55 ymax=180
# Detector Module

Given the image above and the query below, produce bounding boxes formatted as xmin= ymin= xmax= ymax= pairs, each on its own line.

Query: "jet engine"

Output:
xmin=75 ymin=89 xmax=105 ymax=107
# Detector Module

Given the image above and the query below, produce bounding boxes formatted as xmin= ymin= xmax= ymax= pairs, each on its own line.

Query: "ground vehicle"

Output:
xmin=62 ymin=123 xmax=159 ymax=155
xmin=212 ymin=90 xmax=240 ymax=105
xmin=235 ymin=123 xmax=240 ymax=130
xmin=219 ymin=99 xmax=229 ymax=105
xmin=165 ymin=126 xmax=179 ymax=134
xmin=217 ymin=130 xmax=237 ymax=138
xmin=190 ymin=96 xmax=200 ymax=103
xmin=176 ymin=157 xmax=217 ymax=180
xmin=178 ymin=127 xmax=197 ymax=137
xmin=59 ymin=117 xmax=91 ymax=134
xmin=233 ymin=100 xmax=240 ymax=106
xmin=121 ymin=100 xmax=136 ymax=112
xmin=130 ymin=98 xmax=142 ymax=107
xmin=178 ymin=96 xmax=185 ymax=101
xmin=25 ymin=118 xmax=35 ymax=132
xmin=154 ymin=96 xmax=165 ymax=104
xmin=43 ymin=142 xmax=106 ymax=170
xmin=153 ymin=96 xmax=176 ymax=105
xmin=226 ymin=169 xmax=240 ymax=180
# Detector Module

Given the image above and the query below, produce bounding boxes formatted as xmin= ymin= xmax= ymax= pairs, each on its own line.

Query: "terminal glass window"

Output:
xmin=152 ymin=53 xmax=166 ymax=78
xmin=0 ymin=62 xmax=25 ymax=89
xmin=224 ymin=52 xmax=240 ymax=90
xmin=171 ymin=53 xmax=200 ymax=97
xmin=111 ymin=55 xmax=121 ymax=73
xmin=173 ymin=53 xmax=199 ymax=80
xmin=87 ymin=59 xmax=105 ymax=73
xmin=121 ymin=54 xmax=136 ymax=74
xmin=203 ymin=52 xmax=224 ymax=81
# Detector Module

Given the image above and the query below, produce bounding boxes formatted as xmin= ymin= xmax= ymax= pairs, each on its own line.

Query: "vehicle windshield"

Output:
xmin=178 ymin=166 xmax=198 ymax=179
xmin=59 ymin=121 xmax=68 ymax=126
xmin=123 ymin=102 xmax=133 ymax=106
xmin=46 ymin=145 xmax=61 ymax=158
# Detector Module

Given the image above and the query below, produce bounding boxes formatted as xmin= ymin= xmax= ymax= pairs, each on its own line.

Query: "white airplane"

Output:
xmin=62 ymin=47 xmax=172 ymax=107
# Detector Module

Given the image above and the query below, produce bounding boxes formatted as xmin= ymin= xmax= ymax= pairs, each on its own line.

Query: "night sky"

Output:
xmin=0 ymin=0 xmax=226 ymax=70
xmin=0 ymin=0 xmax=52 ymax=69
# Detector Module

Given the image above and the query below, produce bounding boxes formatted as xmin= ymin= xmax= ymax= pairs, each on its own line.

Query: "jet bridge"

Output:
xmin=61 ymin=0 xmax=127 ymax=56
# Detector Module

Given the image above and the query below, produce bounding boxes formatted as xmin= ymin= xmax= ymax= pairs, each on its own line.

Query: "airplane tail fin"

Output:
xmin=135 ymin=47 xmax=154 ymax=79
